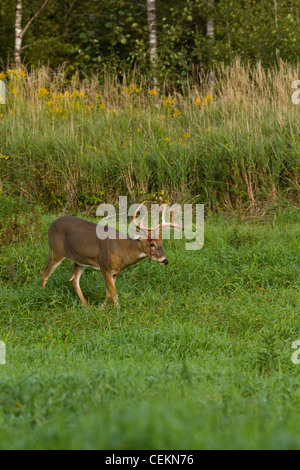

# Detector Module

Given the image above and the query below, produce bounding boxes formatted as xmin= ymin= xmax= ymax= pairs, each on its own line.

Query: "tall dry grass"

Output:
xmin=0 ymin=59 xmax=299 ymax=214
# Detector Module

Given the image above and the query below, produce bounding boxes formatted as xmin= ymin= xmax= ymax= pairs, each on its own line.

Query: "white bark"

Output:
xmin=147 ymin=0 xmax=158 ymax=88
xmin=273 ymin=0 xmax=278 ymax=29
xmin=207 ymin=0 xmax=215 ymax=40
xmin=15 ymin=0 xmax=23 ymax=68
xmin=14 ymin=0 xmax=50 ymax=68
xmin=207 ymin=0 xmax=215 ymax=85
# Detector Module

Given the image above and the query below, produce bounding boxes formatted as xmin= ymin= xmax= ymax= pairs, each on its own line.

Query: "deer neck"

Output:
xmin=119 ymin=238 xmax=148 ymax=270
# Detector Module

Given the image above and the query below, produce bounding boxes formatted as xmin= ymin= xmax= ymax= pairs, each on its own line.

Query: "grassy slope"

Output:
xmin=0 ymin=210 xmax=299 ymax=449
xmin=1 ymin=62 xmax=300 ymax=212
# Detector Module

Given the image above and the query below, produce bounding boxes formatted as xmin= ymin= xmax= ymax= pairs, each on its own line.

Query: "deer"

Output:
xmin=41 ymin=202 xmax=183 ymax=307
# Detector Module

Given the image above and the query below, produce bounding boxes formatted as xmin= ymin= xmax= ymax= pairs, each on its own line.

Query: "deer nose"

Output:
xmin=163 ymin=258 xmax=168 ymax=265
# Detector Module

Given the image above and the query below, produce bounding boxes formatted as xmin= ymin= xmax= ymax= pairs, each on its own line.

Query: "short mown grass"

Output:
xmin=0 ymin=209 xmax=299 ymax=449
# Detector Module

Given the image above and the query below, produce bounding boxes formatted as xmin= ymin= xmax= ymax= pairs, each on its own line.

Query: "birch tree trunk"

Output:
xmin=14 ymin=0 xmax=50 ymax=68
xmin=273 ymin=0 xmax=278 ymax=29
xmin=207 ymin=0 xmax=215 ymax=85
xmin=207 ymin=0 xmax=215 ymax=40
xmin=147 ymin=0 xmax=158 ymax=89
xmin=15 ymin=0 xmax=23 ymax=68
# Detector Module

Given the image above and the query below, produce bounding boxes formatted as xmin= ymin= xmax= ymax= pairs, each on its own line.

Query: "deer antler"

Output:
xmin=155 ymin=204 xmax=183 ymax=232
xmin=133 ymin=202 xmax=183 ymax=236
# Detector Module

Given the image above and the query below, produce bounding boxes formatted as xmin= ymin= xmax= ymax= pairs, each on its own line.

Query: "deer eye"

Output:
xmin=150 ymin=243 xmax=155 ymax=247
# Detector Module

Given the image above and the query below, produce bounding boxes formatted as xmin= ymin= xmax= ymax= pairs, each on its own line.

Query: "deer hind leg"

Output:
xmin=70 ymin=264 xmax=88 ymax=307
xmin=41 ymin=251 xmax=64 ymax=289
xmin=102 ymin=273 xmax=118 ymax=307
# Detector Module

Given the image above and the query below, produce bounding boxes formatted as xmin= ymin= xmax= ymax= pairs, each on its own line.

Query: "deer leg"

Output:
xmin=102 ymin=273 xmax=118 ymax=307
xmin=70 ymin=264 xmax=88 ymax=307
xmin=41 ymin=253 xmax=64 ymax=289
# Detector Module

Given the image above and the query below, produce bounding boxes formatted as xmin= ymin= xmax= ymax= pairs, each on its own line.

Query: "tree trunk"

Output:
xmin=207 ymin=0 xmax=215 ymax=40
xmin=273 ymin=0 xmax=278 ymax=29
xmin=15 ymin=0 xmax=23 ymax=68
xmin=14 ymin=0 xmax=50 ymax=68
xmin=207 ymin=0 xmax=215 ymax=85
xmin=147 ymin=0 xmax=158 ymax=89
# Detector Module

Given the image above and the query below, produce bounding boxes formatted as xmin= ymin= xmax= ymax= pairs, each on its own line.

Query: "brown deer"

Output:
xmin=41 ymin=203 xmax=182 ymax=307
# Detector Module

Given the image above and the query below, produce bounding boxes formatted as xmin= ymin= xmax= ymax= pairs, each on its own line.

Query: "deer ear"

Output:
xmin=128 ymin=228 xmax=148 ymax=240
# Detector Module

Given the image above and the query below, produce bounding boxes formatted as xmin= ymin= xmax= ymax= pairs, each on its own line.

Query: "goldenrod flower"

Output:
xmin=164 ymin=96 xmax=176 ymax=108
xmin=123 ymin=84 xmax=141 ymax=94
xmin=46 ymin=99 xmax=55 ymax=107
xmin=6 ymin=69 xmax=27 ymax=80
xmin=36 ymin=87 xmax=50 ymax=97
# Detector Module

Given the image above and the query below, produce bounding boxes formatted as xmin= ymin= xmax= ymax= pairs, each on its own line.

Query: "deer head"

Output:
xmin=132 ymin=201 xmax=183 ymax=263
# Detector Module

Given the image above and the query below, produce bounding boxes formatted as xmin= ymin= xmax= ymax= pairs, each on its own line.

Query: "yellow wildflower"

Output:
xmin=36 ymin=87 xmax=50 ymax=97
xmin=164 ymin=96 xmax=176 ymax=108
xmin=46 ymin=99 xmax=55 ymax=107
xmin=205 ymin=94 xmax=213 ymax=103
xmin=54 ymin=106 xmax=64 ymax=114
xmin=194 ymin=97 xmax=201 ymax=106
xmin=123 ymin=84 xmax=141 ymax=94
xmin=149 ymin=88 xmax=158 ymax=96
xmin=6 ymin=69 xmax=27 ymax=80
xmin=184 ymin=132 xmax=191 ymax=139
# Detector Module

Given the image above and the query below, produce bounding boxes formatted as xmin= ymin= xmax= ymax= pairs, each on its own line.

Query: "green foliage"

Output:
xmin=0 ymin=194 xmax=41 ymax=246
xmin=1 ymin=0 xmax=300 ymax=84
xmin=77 ymin=190 xmax=104 ymax=207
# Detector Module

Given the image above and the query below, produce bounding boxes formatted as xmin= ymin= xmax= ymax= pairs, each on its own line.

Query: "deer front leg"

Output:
xmin=41 ymin=253 xmax=64 ymax=289
xmin=102 ymin=273 xmax=118 ymax=307
xmin=70 ymin=264 xmax=88 ymax=307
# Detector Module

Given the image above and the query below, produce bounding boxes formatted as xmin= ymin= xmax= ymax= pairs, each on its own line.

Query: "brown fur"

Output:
xmin=41 ymin=216 xmax=168 ymax=306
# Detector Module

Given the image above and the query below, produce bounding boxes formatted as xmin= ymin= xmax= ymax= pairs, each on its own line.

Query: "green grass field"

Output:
xmin=0 ymin=209 xmax=299 ymax=449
